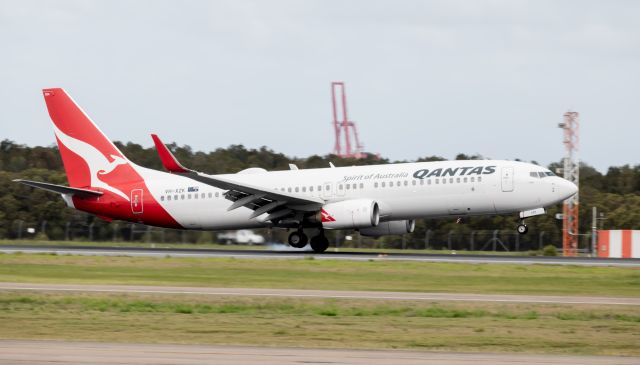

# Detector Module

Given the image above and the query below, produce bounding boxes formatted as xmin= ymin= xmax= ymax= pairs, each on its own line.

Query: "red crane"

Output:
xmin=331 ymin=82 xmax=365 ymax=159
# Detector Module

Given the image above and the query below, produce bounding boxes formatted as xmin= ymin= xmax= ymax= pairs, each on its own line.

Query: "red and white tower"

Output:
xmin=558 ymin=111 xmax=580 ymax=256
xmin=331 ymin=82 xmax=365 ymax=159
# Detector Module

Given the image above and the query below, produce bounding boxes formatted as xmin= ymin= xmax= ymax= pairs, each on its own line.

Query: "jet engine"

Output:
xmin=359 ymin=220 xmax=415 ymax=237
xmin=311 ymin=199 xmax=380 ymax=229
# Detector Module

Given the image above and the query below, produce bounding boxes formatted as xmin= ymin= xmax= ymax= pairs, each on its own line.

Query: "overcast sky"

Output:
xmin=0 ymin=0 xmax=638 ymax=172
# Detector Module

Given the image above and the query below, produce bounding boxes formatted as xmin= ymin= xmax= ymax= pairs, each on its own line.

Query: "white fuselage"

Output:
xmin=136 ymin=160 xmax=576 ymax=230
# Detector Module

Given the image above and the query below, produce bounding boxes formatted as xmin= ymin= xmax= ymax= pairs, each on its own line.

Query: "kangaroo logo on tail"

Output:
xmin=52 ymin=123 xmax=130 ymax=201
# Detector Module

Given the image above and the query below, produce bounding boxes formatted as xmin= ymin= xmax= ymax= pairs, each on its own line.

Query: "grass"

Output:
xmin=0 ymin=253 xmax=638 ymax=296
xmin=0 ymin=292 xmax=638 ymax=356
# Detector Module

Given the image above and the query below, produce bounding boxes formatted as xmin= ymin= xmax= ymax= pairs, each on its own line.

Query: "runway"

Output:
xmin=1 ymin=244 xmax=639 ymax=266
xmin=0 ymin=340 xmax=636 ymax=365
xmin=1 ymin=282 xmax=638 ymax=305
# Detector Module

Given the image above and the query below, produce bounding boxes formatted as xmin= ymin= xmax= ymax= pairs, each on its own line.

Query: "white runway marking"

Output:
xmin=1 ymin=246 xmax=639 ymax=267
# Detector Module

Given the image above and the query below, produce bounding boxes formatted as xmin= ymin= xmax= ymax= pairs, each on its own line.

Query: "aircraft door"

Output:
xmin=501 ymin=167 xmax=514 ymax=192
xmin=336 ymin=181 xmax=346 ymax=197
xmin=322 ymin=182 xmax=333 ymax=198
xmin=131 ymin=189 xmax=144 ymax=214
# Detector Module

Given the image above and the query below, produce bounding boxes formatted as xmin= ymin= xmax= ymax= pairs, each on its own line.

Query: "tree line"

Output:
xmin=1 ymin=139 xmax=638 ymax=249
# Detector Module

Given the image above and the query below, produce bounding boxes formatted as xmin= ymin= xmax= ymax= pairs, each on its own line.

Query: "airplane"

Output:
xmin=14 ymin=88 xmax=578 ymax=253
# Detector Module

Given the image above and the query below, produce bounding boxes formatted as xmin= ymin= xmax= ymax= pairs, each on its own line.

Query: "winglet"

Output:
xmin=151 ymin=134 xmax=191 ymax=173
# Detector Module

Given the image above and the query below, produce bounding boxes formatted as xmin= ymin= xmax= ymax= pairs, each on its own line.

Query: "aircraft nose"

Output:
xmin=558 ymin=179 xmax=578 ymax=199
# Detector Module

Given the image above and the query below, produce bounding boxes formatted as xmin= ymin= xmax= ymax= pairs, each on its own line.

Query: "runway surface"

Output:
xmin=0 ymin=340 xmax=637 ymax=365
xmin=2 ymin=244 xmax=639 ymax=266
xmin=1 ymin=282 xmax=638 ymax=305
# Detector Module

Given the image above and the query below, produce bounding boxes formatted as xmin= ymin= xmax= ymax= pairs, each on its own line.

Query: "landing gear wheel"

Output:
xmin=517 ymin=224 xmax=528 ymax=235
xmin=310 ymin=234 xmax=329 ymax=253
xmin=288 ymin=231 xmax=308 ymax=248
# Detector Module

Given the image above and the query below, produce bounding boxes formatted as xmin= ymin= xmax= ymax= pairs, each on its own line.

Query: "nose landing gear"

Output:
xmin=517 ymin=221 xmax=529 ymax=235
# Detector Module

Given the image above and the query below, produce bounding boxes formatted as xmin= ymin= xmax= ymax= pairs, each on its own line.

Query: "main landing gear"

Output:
xmin=287 ymin=230 xmax=329 ymax=253
xmin=287 ymin=230 xmax=308 ymax=248
xmin=310 ymin=233 xmax=329 ymax=253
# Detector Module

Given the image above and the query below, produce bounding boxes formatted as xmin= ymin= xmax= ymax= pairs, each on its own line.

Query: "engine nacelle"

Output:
xmin=359 ymin=220 xmax=415 ymax=237
xmin=315 ymin=199 xmax=380 ymax=229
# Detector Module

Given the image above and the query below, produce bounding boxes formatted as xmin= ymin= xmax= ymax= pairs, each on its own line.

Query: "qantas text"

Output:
xmin=412 ymin=166 xmax=496 ymax=179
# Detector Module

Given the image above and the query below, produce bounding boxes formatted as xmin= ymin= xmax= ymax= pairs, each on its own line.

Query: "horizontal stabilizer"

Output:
xmin=13 ymin=179 xmax=103 ymax=197
xmin=151 ymin=134 xmax=190 ymax=173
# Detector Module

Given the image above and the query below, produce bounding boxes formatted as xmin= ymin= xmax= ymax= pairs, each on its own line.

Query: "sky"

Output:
xmin=0 ymin=0 xmax=638 ymax=172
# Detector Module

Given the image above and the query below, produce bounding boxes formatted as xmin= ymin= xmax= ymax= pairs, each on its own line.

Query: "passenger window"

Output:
xmin=160 ymin=196 xmax=164 ymax=201
xmin=397 ymin=181 xmax=401 ymax=187
xmin=288 ymin=187 xmax=292 ymax=193
xmin=382 ymin=182 xmax=386 ymax=188
xmin=374 ymin=182 xmax=379 ymax=188
xmin=167 ymin=196 xmax=172 ymax=201
xmin=359 ymin=183 xmax=363 ymax=189
xmin=295 ymin=187 xmax=299 ymax=192
xmin=463 ymin=177 xmax=468 ymax=183
xmin=201 ymin=193 xmax=205 ymax=199
xmin=194 ymin=194 xmax=198 ymax=199
xmin=470 ymin=177 xmax=475 ymax=182
xmin=478 ymin=177 xmax=482 ymax=182
xmin=325 ymin=185 xmax=330 ymax=191
xmin=420 ymin=180 xmax=425 ymax=185
xmin=181 ymin=194 xmax=185 ymax=200
xmin=310 ymin=186 xmax=314 ymax=192
xmin=215 ymin=192 xmax=219 ymax=197
xmin=187 ymin=194 xmax=191 ymax=199
xmin=443 ymin=179 xmax=446 ymax=184
xmin=338 ymin=185 xmax=342 ymax=191
xmin=412 ymin=180 xmax=416 ymax=186
xmin=404 ymin=181 xmax=408 ymax=186
xmin=427 ymin=179 xmax=431 ymax=185
xmin=174 ymin=195 xmax=178 ymax=200
xmin=352 ymin=183 xmax=357 ymax=189
xmin=435 ymin=179 xmax=439 ymax=184
xmin=449 ymin=178 xmax=454 ymax=183
xmin=302 ymin=187 xmax=306 ymax=192
xmin=390 ymin=181 xmax=394 ymax=187
xmin=456 ymin=178 xmax=460 ymax=183
xmin=346 ymin=184 xmax=350 ymax=190
xmin=208 ymin=193 xmax=212 ymax=198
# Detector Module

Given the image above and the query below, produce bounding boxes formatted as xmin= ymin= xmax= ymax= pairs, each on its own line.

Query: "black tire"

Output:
xmin=288 ymin=231 xmax=308 ymax=248
xmin=517 ymin=224 xmax=528 ymax=235
xmin=310 ymin=235 xmax=329 ymax=253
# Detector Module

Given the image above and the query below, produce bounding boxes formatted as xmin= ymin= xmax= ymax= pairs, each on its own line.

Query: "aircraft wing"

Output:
xmin=151 ymin=135 xmax=323 ymax=222
xmin=14 ymin=179 xmax=103 ymax=197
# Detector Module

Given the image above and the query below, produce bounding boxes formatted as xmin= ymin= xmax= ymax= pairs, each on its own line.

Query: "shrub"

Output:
xmin=542 ymin=245 xmax=558 ymax=256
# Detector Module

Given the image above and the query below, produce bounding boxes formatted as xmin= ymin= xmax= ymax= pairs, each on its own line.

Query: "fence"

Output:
xmin=2 ymin=218 xmax=589 ymax=253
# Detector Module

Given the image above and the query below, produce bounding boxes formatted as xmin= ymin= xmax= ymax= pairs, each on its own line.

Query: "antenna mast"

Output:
xmin=558 ymin=111 xmax=580 ymax=256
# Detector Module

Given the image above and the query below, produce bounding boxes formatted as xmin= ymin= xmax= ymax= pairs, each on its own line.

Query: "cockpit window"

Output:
xmin=531 ymin=170 xmax=556 ymax=178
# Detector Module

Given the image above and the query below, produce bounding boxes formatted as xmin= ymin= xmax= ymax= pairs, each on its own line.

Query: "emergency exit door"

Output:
xmin=131 ymin=189 xmax=144 ymax=214
xmin=501 ymin=167 xmax=514 ymax=192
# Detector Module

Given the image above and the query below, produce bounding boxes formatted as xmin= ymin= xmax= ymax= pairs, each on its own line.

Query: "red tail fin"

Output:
xmin=42 ymin=88 xmax=134 ymax=200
